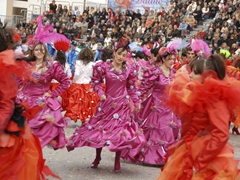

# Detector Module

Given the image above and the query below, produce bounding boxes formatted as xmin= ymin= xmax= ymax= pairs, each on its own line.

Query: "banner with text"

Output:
xmin=108 ymin=0 xmax=169 ymax=13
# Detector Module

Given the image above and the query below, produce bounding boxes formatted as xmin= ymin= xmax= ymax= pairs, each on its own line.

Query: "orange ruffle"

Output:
xmin=158 ymin=70 xmax=240 ymax=179
xmin=226 ymin=66 xmax=240 ymax=127
xmin=157 ymin=141 xmax=240 ymax=180
xmin=0 ymin=123 xmax=60 ymax=180
xmin=167 ymin=71 xmax=240 ymax=118
xmin=0 ymin=50 xmax=33 ymax=83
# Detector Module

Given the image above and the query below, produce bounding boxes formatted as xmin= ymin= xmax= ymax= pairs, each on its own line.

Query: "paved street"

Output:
xmin=44 ymin=122 xmax=240 ymax=180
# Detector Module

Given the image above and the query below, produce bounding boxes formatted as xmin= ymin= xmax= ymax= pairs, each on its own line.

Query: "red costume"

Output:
xmin=226 ymin=66 xmax=240 ymax=130
xmin=0 ymin=50 xmax=59 ymax=179
xmin=157 ymin=70 xmax=240 ymax=180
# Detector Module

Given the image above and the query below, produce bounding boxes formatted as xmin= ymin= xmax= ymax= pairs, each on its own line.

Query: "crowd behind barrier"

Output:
xmin=4 ymin=0 xmax=240 ymax=59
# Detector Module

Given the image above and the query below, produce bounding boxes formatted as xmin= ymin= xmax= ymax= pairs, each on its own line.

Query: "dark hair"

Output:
xmin=182 ymin=49 xmax=187 ymax=57
xmin=115 ymin=46 xmax=128 ymax=53
xmin=154 ymin=53 xmax=174 ymax=65
xmin=206 ymin=54 xmax=226 ymax=79
xmin=0 ymin=23 xmax=15 ymax=52
xmin=190 ymin=58 xmax=205 ymax=75
xmin=212 ymin=47 xmax=220 ymax=54
xmin=151 ymin=48 xmax=159 ymax=57
xmin=22 ymin=38 xmax=27 ymax=44
xmin=101 ymin=48 xmax=113 ymax=62
xmin=55 ymin=50 xmax=66 ymax=69
xmin=190 ymin=55 xmax=226 ymax=80
xmin=78 ymin=48 xmax=94 ymax=64
xmin=135 ymin=51 xmax=145 ymax=59
xmin=186 ymin=46 xmax=193 ymax=52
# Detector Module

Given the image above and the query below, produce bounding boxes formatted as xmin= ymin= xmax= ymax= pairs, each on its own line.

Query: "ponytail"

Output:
xmin=206 ymin=54 xmax=226 ymax=80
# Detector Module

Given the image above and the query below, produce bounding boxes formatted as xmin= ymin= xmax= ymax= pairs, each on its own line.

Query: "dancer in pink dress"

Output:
xmin=66 ymin=36 xmax=146 ymax=172
xmin=16 ymin=42 xmax=70 ymax=149
xmin=135 ymin=47 xmax=181 ymax=165
xmin=16 ymin=16 xmax=70 ymax=149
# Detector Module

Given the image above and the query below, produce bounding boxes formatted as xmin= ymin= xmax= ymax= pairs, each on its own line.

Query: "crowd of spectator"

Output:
xmin=15 ymin=0 xmax=240 ymax=59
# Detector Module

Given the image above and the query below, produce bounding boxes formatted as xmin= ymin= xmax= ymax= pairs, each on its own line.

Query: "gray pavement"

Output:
xmin=43 ymin=122 xmax=240 ymax=180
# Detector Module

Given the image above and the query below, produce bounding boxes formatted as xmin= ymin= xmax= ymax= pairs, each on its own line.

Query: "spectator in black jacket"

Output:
xmin=193 ymin=6 xmax=203 ymax=24
xmin=209 ymin=2 xmax=219 ymax=19
xmin=49 ymin=0 xmax=57 ymax=13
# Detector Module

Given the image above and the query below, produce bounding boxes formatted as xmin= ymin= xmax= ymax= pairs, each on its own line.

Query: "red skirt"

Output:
xmin=64 ymin=83 xmax=102 ymax=122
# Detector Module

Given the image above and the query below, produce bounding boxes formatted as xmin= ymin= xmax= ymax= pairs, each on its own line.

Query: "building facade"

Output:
xmin=0 ymin=0 xmax=108 ymax=24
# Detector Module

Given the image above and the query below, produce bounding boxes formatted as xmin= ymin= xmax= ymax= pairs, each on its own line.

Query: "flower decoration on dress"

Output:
xmin=27 ymin=15 xmax=69 ymax=50
xmin=113 ymin=113 xmax=119 ymax=119
xmin=121 ymin=130 xmax=128 ymax=136
xmin=97 ymin=66 xmax=102 ymax=71
xmin=138 ymin=118 xmax=143 ymax=125
xmin=36 ymin=97 xmax=46 ymax=107
xmin=111 ymin=102 xmax=117 ymax=109
xmin=106 ymin=140 xmax=110 ymax=145
xmin=135 ymin=129 xmax=142 ymax=136
xmin=98 ymin=125 xmax=103 ymax=132
xmin=190 ymin=39 xmax=211 ymax=58
xmin=57 ymin=96 xmax=62 ymax=103
xmin=86 ymin=138 xmax=91 ymax=143
xmin=146 ymin=140 xmax=151 ymax=147
xmin=151 ymin=105 xmax=158 ymax=112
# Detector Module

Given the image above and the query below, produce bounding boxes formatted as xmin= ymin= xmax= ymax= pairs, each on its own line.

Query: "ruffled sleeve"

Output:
xmin=0 ymin=51 xmax=18 ymax=135
xmin=0 ymin=70 xmax=16 ymax=135
xmin=50 ymin=62 xmax=70 ymax=98
xmin=91 ymin=61 xmax=105 ymax=97
xmin=138 ymin=64 xmax=160 ymax=100
xmin=126 ymin=64 xmax=140 ymax=107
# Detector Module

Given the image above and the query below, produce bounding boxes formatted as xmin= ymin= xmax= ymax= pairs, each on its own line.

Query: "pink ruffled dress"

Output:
xmin=135 ymin=64 xmax=181 ymax=165
xmin=16 ymin=60 xmax=70 ymax=149
xmin=66 ymin=59 xmax=146 ymax=162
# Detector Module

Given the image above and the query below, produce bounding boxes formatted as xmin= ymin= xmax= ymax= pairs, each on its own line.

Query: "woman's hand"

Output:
xmin=100 ymin=94 xmax=106 ymax=101
xmin=44 ymin=92 xmax=52 ymax=97
xmin=134 ymin=105 xmax=141 ymax=112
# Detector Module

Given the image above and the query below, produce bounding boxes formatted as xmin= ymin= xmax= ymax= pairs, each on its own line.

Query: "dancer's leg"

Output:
xmin=91 ymin=148 xmax=102 ymax=168
xmin=114 ymin=151 xmax=121 ymax=172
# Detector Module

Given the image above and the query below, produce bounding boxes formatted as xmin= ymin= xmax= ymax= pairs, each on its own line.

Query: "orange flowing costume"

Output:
xmin=0 ymin=50 xmax=59 ymax=180
xmin=226 ymin=66 xmax=240 ymax=128
xmin=156 ymin=71 xmax=240 ymax=180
